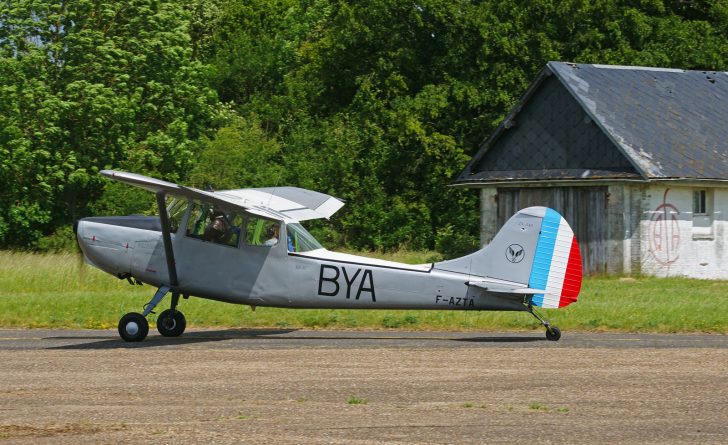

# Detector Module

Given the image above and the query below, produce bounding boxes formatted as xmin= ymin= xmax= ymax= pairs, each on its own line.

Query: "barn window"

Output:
xmin=693 ymin=190 xmax=707 ymax=215
xmin=692 ymin=189 xmax=713 ymax=239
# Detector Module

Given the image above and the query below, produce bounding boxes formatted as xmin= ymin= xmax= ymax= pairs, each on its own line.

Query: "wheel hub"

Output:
xmin=163 ymin=317 xmax=176 ymax=330
xmin=125 ymin=321 xmax=139 ymax=336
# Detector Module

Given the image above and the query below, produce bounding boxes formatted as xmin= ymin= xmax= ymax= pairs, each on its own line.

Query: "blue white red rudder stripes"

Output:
xmin=528 ymin=208 xmax=582 ymax=308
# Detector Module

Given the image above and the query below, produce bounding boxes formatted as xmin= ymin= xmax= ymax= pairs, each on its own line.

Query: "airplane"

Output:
xmin=74 ymin=170 xmax=582 ymax=342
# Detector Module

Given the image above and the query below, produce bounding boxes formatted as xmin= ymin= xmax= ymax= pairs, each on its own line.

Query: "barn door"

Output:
xmin=497 ymin=187 xmax=607 ymax=275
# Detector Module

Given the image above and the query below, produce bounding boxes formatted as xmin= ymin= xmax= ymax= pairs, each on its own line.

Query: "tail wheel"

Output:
xmin=119 ymin=312 xmax=149 ymax=342
xmin=545 ymin=326 xmax=561 ymax=341
xmin=156 ymin=309 xmax=186 ymax=337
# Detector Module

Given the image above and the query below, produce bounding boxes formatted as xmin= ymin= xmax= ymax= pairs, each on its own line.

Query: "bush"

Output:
xmin=36 ymin=226 xmax=79 ymax=253
xmin=435 ymin=224 xmax=479 ymax=260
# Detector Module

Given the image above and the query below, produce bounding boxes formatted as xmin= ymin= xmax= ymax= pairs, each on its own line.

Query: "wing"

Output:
xmin=100 ymin=170 xmax=343 ymax=221
xmin=220 ymin=187 xmax=344 ymax=221
xmin=100 ymin=170 xmax=182 ymax=194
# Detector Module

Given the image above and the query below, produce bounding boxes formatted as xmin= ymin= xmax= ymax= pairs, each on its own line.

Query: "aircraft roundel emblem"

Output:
xmin=505 ymin=244 xmax=525 ymax=263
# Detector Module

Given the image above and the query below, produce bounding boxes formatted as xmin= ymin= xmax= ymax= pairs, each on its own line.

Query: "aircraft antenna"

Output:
xmin=267 ymin=169 xmax=285 ymax=210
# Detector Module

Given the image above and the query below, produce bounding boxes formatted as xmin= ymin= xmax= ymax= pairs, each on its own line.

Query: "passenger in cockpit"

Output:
xmin=264 ymin=225 xmax=280 ymax=246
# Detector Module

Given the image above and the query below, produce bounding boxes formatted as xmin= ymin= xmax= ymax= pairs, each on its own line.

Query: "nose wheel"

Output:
xmin=117 ymin=286 xmax=186 ymax=342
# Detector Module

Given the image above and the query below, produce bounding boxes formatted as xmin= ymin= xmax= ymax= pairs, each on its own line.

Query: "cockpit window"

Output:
xmin=185 ymin=201 xmax=243 ymax=247
xmin=286 ymin=223 xmax=323 ymax=252
xmin=165 ymin=196 xmax=188 ymax=233
xmin=245 ymin=217 xmax=280 ymax=247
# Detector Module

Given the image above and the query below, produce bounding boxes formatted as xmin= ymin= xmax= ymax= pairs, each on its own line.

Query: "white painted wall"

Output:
xmin=639 ymin=185 xmax=728 ymax=279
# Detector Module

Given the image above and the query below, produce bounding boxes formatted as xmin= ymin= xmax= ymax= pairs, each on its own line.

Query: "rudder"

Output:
xmin=433 ymin=206 xmax=582 ymax=308
xmin=527 ymin=208 xmax=582 ymax=308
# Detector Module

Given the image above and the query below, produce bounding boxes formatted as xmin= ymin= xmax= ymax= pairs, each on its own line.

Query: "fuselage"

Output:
xmin=76 ymin=216 xmax=526 ymax=312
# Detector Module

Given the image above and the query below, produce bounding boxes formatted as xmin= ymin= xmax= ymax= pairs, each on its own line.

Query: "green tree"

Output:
xmin=6 ymin=0 xmax=728 ymax=252
xmin=189 ymin=116 xmax=285 ymax=190
xmin=232 ymin=0 xmax=727 ymax=251
xmin=0 ymin=0 xmax=219 ymax=248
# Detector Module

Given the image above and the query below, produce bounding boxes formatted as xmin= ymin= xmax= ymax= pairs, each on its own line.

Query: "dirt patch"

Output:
xmin=0 ymin=347 xmax=726 ymax=444
xmin=0 ymin=423 xmax=107 ymax=440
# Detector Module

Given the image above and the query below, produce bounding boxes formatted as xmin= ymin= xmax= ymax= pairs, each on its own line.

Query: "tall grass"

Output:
xmin=1 ymin=251 xmax=727 ymax=332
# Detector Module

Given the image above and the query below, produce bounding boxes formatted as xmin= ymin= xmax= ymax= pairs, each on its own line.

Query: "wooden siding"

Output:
xmin=497 ymin=187 xmax=608 ymax=275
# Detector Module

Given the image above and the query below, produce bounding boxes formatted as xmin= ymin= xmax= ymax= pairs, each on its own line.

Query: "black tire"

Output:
xmin=118 ymin=312 xmax=149 ymax=342
xmin=545 ymin=326 xmax=561 ymax=341
xmin=156 ymin=309 xmax=186 ymax=337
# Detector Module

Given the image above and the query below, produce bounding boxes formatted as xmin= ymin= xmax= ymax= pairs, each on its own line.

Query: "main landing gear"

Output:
xmin=525 ymin=303 xmax=562 ymax=342
xmin=118 ymin=286 xmax=187 ymax=342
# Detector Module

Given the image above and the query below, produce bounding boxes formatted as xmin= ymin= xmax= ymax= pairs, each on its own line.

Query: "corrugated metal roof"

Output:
xmin=456 ymin=62 xmax=728 ymax=185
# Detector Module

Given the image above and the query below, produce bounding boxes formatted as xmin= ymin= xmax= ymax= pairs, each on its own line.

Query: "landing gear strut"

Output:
xmin=525 ymin=302 xmax=561 ymax=341
xmin=118 ymin=286 xmax=187 ymax=342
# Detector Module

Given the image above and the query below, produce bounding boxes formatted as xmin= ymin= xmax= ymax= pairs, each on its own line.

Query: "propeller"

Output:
xmin=72 ymin=220 xmax=88 ymax=283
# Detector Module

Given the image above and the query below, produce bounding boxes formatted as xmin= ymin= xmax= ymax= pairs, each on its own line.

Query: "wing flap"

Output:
xmin=223 ymin=187 xmax=344 ymax=221
xmin=177 ymin=186 xmax=282 ymax=219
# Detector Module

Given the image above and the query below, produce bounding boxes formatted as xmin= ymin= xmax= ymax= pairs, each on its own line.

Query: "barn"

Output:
xmin=454 ymin=62 xmax=728 ymax=278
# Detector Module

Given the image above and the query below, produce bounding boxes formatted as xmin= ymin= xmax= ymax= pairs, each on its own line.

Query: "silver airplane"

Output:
xmin=75 ymin=170 xmax=583 ymax=342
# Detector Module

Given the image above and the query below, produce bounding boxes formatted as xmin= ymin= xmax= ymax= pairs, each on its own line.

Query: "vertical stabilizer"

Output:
xmin=433 ymin=207 xmax=582 ymax=308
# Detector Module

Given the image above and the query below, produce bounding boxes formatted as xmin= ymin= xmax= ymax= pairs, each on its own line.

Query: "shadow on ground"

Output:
xmin=45 ymin=328 xmax=298 ymax=350
xmin=45 ymin=328 xmax=545 ymax=350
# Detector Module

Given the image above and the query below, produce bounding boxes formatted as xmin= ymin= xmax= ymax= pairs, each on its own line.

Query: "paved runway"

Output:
xmin=0 ymin=328 xmax=725 ymax=350
xmin=2 ymin=328 xmax=727 ymax=444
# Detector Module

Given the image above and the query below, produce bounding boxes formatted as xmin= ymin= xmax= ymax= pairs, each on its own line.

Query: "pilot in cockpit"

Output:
xmin=204 ymin=209 xmax=229 ymax=243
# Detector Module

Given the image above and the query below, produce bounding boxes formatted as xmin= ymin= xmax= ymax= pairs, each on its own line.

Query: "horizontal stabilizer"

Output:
xmin=467 ymin=281 xmax=545 ymax=294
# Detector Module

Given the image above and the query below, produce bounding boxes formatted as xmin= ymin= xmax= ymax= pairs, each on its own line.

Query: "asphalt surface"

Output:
xmin=2 ymin=329 xmax=727 ymax=444
xmin=0 ymin=327 xmax=726 ymax=350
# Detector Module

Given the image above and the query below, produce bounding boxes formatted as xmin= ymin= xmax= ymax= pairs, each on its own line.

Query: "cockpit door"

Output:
xmin=172 ymin=200 xmax=285 ymax=302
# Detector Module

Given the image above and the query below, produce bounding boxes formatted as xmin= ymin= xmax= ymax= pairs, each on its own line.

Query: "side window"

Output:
xmin=185 ymin=201 xmax=244 ymax=247
xmin=692 ymin=189 xmax=713 ymax=239
xmin=165 ymin=196 xmax=188 ymax=233
xmin=245 ymin=217 xmax=280 ymax=247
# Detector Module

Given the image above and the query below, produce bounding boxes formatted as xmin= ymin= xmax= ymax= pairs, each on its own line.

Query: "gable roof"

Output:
xmin=456 ymin=61 xmax=728 ymax=185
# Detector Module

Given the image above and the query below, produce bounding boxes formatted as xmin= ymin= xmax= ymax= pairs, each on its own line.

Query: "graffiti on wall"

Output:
xmin=649 ymin=189 xmax=680 ymax=266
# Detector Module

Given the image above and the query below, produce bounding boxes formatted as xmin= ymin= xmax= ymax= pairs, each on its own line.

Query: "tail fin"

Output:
xmin=434 ymin=207 xmax=582 ymax=308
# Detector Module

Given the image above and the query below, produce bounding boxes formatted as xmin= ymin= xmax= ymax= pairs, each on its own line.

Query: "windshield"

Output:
xmin=165 ymin=196 xmax=188 ymax=233
xmin=286 ymin=223 xmax=323 ymax=252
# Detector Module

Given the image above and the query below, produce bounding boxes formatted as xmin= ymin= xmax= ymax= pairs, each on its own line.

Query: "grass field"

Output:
xmin=1 ymin=251 xmax=727 ymax=333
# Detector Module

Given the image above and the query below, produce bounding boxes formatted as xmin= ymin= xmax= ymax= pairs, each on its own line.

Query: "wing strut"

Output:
xmin=155 ymin=191 xmax=179 ymax=287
